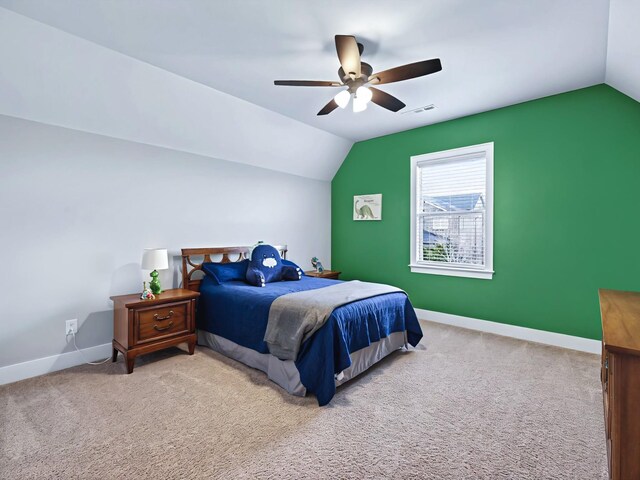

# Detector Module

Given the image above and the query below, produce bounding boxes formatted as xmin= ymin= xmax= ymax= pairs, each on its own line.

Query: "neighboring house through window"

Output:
xmin=409 ymin=142 xmax=494 ymax=279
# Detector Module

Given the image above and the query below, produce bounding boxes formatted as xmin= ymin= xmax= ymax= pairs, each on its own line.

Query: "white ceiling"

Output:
xmin=0 ymin=0 xmax=612 ymax=142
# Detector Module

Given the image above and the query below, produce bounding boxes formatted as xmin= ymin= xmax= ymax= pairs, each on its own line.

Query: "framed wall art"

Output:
xmin=353 ymin=194 xmax=382 ymax=221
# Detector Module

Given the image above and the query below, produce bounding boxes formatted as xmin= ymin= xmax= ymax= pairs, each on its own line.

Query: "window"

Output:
xmin=409 ymin=142 xmax=494 ymax=279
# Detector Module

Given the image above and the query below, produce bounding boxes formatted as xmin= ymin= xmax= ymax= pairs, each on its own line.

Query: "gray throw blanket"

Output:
xmin=264 ymin=280 xmax=403 ymax=360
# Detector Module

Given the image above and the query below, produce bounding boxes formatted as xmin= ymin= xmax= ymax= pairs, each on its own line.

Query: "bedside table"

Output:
xmin=304 ymin=270 xmax=341 ymax=280
xmin=110 ymin=288 xmax=200 ymax=374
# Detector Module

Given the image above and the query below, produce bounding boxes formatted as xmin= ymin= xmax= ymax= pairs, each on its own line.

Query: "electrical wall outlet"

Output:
xmin=65 ymin=319 xmax=78 ymax=335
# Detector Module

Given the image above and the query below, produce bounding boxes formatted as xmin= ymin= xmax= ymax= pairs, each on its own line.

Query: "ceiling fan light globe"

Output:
xmin=353 ymin=96 xmax=368 ymax=113
xmin=355 ymin=86 xmax=373 ymax=104
xmin=334 ymin=89 xmax=351 ymax=109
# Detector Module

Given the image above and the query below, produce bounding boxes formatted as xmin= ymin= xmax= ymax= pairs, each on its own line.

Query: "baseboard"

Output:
xmin=0 ymin=312 xmax=600 ymax=385
xmin=0 ymin=342 xmax=112 ymax=386
xmin=415 ymin=308 xmax=601 ymax=354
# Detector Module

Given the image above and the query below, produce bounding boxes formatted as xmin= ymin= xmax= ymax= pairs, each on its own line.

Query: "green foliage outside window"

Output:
xmin=423 ymin=244 xmax=447 ymax=262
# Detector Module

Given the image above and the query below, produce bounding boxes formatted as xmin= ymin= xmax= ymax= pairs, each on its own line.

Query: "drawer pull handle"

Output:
xmin=153 ymin=320 xmax=174 ymax=332
xmin=154 ymin=311 xmax=174 ymax=321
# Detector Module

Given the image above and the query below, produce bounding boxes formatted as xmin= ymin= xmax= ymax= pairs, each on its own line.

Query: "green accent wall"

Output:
xmin=331 ymin=85 xmax=640 ymax=340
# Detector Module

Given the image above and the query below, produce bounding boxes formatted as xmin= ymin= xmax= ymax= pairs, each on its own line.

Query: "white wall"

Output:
xmin=0 ymin=115 xmax=331 ymax=369
xmin=0 ymin=7 xmax=353 ymax=181
xmin=606 ymin=0 xmax=640 ymax=102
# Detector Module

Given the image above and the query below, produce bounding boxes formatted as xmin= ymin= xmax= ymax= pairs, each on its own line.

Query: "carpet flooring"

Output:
xmin=0 ymin=321 xmax=607 ymax=479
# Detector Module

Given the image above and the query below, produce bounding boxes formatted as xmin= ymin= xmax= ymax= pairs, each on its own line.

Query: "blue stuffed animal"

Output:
xmin=246 ymin=244 xmax=302 ymax=287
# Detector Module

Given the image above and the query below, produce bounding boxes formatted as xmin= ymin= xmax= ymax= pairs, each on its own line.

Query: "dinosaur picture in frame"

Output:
xmin=353 ymin=194 xmax=382 ymax=221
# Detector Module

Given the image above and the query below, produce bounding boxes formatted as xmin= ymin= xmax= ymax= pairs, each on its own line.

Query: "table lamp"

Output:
xmin=141 ymin=248 xmax=169 ymax=294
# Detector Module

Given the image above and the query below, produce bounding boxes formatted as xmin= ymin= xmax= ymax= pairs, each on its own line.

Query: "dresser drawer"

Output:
xmin=602 ymin=347 xmax=611 ymax=439
xmin=135 ymin=301 xmax=189 ymax=344
xmin=603 ymin=387 xmax=611 ymax=440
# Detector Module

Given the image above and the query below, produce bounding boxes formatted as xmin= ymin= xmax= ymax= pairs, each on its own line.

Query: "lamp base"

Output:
xmin=149 ymin=270 xmax=162 ymax=294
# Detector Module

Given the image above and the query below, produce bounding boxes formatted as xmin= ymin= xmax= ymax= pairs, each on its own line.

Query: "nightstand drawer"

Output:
xmin=135 ymin=301 xmax=189 ymax=344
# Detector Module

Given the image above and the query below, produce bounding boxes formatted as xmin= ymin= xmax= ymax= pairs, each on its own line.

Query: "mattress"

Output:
xmin=196 ymin=275 xmax=422 ymax=405
xmin=198 ymin=329 xmax=408 ymax=397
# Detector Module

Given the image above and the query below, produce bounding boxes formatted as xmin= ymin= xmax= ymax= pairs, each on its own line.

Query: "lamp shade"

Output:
xmin=141 ymin=248 xmax=169 ymax=270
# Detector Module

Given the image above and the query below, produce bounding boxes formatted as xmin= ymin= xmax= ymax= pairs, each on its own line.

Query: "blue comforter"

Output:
xmin=197 ymin=275 xmax=422 ymax=405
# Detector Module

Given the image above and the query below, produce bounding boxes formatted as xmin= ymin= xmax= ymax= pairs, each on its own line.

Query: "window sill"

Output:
xmin=409 ymin=264 xmax=494 ymax=280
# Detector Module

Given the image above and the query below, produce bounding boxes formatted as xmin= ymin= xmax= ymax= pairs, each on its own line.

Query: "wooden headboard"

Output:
xmin=181 ymin=245 xmax=288 ymax=292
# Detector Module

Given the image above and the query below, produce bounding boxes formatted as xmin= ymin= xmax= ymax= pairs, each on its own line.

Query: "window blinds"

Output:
xmin=417 ymin=154 xmax=487 ymax=268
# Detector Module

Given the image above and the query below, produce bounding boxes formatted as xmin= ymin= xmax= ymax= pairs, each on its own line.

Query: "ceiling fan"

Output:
xmin=274 ymin=35 xmax=442 ymax=116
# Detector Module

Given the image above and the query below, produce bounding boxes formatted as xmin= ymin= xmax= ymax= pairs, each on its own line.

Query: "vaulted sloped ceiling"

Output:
xmin=0 ymin=7 xmax=352 ymax=181
xmin=0 ymin=1 xmax=636 ymax=181
xmin=606 ymin=0 xmax=640 ymax=103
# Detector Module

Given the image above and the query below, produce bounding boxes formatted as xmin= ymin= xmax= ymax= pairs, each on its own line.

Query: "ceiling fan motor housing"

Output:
xmin=339 ymin=63 xmax=374 ymax=92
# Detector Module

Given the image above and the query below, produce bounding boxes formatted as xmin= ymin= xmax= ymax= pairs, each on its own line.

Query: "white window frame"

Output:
xmin=409 ymin=142 xmax=494 ymax=280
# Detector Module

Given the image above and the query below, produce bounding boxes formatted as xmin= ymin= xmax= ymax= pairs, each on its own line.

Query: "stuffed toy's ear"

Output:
xmin=281 ymin=265 xmax=302 ymax=281
xmin=246 ymin=267 xmax=266 ymax=287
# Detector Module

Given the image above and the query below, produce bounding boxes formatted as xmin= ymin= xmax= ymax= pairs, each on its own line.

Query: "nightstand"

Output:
xmin=304 ymin=270 xmax=341 ymax=280
xmin=110 ymin=288 xmax=200 ymax=374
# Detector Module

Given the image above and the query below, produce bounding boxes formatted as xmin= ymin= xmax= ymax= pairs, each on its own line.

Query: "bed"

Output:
xmin=181 ymin=245 xmax=423 ymax=406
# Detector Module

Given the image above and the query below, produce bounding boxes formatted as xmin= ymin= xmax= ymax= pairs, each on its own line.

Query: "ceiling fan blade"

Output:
xmin=317 ymin=99 xmax=339 ymax=116
xmin=274 ymin=80 xmax=342 ymax=87
xmin=370 ymin=59 xmax=442 ymax=85
xmin=335 ymin=35 xmax=361 ymax=78
xmin=369 ymin=87 xmax=406 ymax=112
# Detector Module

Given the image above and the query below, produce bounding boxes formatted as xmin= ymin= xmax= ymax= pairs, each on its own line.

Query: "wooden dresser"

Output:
xmin=598 ymin=289 xmax=640 ymax=479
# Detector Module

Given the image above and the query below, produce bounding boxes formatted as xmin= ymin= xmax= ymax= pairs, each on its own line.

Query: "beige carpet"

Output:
xmin=0 ymin=321 xmax=607 ymax=479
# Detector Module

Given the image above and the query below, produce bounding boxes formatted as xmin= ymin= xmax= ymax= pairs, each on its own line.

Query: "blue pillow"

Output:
xmin=282 ymin=259 xmax=303 ymax=273
xmin=202 ymin=260 xmax=249 ymax=285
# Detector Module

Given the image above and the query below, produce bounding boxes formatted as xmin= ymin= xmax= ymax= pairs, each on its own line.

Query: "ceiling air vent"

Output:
xmin=401 ymin=104 xmax=435 ymax=115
